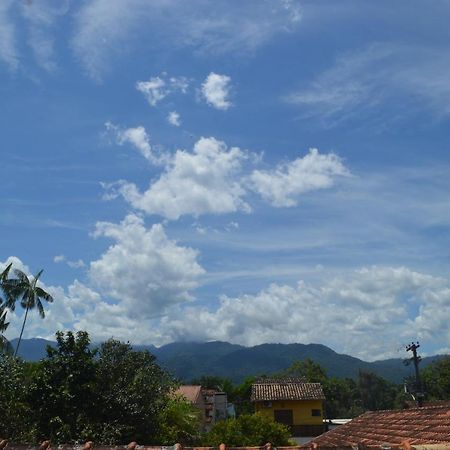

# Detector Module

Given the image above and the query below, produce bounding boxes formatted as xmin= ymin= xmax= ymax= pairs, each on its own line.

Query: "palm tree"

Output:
xmin=0 ymin=263 xmax=14 ymax=355
xmin=0 ymin=304 xmax=13 ymax=354
xmin=7 ymin=268 xmax=54 ymax=357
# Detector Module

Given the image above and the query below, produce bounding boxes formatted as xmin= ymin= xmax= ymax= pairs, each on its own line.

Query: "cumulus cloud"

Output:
xmin=105 ymin=122 xmax=168 ymax=165
xmin=167 ymin=111 xmax=181 ymax=127
xmin=249 ymin=148 xmax=350 ymax=207
xmin=104 ymin=134 xmax=349 ymax=218
xmin=4 ymin=253 xmax=450 ymax=360
xmin=72 ymin=0 xmax=301 ymax=79
xmin=135 ymin=75 xmax=189 ymax=106
xmin=115 ymin=137 xmax=250 ymax=220
xmin=201 ymin=73 xmax=233 ymax=110
xmin=89 ymin=214 xmax=205 ymax=316
xmin=286 ymin=43 xmax=450 ymax=125
xmin=1 ymin=256 xmax=79 ymax=341
xmin=161 ymin=266 xmax=450 ymax=360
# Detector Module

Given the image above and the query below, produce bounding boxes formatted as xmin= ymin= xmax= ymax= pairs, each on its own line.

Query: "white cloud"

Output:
xmin=20 ymin=0 xmax=71 ymax=72
xmin=53 ymin=254 xmax=85 ymax=269
xmin=72 ymin=0 xmax=301 ymax=79
xmin=4 ymin=255 xmax=450 ymax=359
xmin=161 ymin=266 xmax=450 ymax=360
xmin=90 ymin=214 xmax=205 ymax=317
xmin=286 ymin=43 xmax=450 ymax=125
xmin=105 ymin=136 xmax=349 ymax=218
xmin=0 ymin=256 xmax=30 ymax=275
xmin=67 ymin=259 xmax=85 ymax=269
xmin=136 ymin=76 xmax=167 ymax=106
xmin=0 ymin=255 xmax=174 ymax=344
xmin=115 ymin=137 xmax=250 ymax=220
xmin=0 ymin=1 xmax=19 ymax=71
xmin=249 ymin=148 xmax=350 ymax=207
xmin=136 ymin=75 xmax=189 ymax=106
xmin=167 ymin=111 xmax=181 ymax=127
xmin=201 ymin=72 xmax=232 ymax=110
xmin=105 ymin=122 xmax=168 ymax=165
xmin=53 ymin=254 xmax=65 ymax=263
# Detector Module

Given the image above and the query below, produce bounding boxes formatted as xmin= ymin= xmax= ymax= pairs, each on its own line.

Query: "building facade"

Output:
xmin=251 ymin=378 xmax=326 ymax=437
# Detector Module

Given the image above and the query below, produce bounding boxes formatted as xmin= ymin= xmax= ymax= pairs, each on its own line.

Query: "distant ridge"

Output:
xmin=11 ymin=338 xmax=445 ymax=384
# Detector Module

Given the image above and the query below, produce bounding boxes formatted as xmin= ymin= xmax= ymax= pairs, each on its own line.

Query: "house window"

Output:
xmin=311 ymin=409 xmax=322 ymax=417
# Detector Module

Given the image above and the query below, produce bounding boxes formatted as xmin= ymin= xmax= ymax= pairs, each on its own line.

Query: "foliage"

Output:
xmin=422 ymin=356 xmax=450 ymax=400
xmin=279 ymin=358 xmax=328 ymax=384
xmin=28 ymin=331 xmax=99 ymax=442
xmin=276 ymin=359 xmax=400 ymax=418
xmin=1 ymin=331 xmax=177 ymax=444
xmin=0 ymin=263 xmax=13 ymax=354
xmin=158 ymin=397 xmax=202 ymax=445
xmin=6 ymin=268 xmax=54 ymax=357
xmin=357 ymin=370 xmax=398 ymax=411
xmin=94 ymin=339 xmax=175 ymax=443
xmin=324 ymin=377 xmax=363 ymax=418
xmin=203 ymin=413 xmax=292 ymax=446
xmin=0 ymin=355 xmax=35 ymax=441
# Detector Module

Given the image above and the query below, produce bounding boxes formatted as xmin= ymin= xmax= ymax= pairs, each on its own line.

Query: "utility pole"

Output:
xmin=405 ymin=341 xmax=424 ymax=407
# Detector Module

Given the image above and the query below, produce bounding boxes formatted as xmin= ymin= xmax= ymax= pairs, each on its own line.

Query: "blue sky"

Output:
xmin=1 ymin=0 xmax=450 ymax=361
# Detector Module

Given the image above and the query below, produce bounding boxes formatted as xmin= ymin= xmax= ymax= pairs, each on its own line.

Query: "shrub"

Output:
xmin=203 ymin=413 xmax=292 ymax=447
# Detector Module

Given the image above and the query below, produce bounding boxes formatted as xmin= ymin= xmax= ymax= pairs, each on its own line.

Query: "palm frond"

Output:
xmin=33 ymin=269 xmax=44 ymax=283
xmin=0 ymin=305 xmax=10 ymax=333
xmin=0 ymin=262 xmax=12 ymax=282
xmin=35 ymin=287 xmax=54 ymax=303
xmin=13 ymin=269 xmax=30 ymax=284
xmin=36 ymin=299 xmax=45 ymax=318
xmin=0 ymin=335 xmax=13 ymax=355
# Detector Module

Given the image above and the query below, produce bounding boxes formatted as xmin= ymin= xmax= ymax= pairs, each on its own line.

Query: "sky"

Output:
xmin=1 ymin=0 xmax=450 ymax=361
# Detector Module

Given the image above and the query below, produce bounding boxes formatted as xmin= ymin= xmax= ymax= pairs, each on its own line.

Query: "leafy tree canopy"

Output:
xmin=203 ymin=413 xmax=292 ymax=446
xmin=422 ymin=356 xmax=450 ymax=400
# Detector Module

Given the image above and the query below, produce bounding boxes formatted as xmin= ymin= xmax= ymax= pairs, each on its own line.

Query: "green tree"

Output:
xmin=357 ymin=370 xmax=397 ymax=411
xmin=0 ymin=305 xmax=13 ymax=354
xmin=0 ymin=263 xmax=13 ymax=354
xmin=203 ymin=413 xmax=292 ymax=446
xmin=28 ymin=331 xmax=98 ymax=442
xmin=158 ymin=396 xmax=202 ymax=445
xmin=280 ymin=358 xmax=328 ymax=384
xmin=234 ymin=376 xmax=258 ymax=416
xmin=94 ymin=339 xmax=176 ymax=443
xmin=0 ymin=354 xmax=34 ymax=441
xmin=422 ymin=356 xmax=450 ymax=400
xmin=324 ymin=377 xmax=363 ymax=418
xmin=6 ymin=268 xmax=54 ymax=357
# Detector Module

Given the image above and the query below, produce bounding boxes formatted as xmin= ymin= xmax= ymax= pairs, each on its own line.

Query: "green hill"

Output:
xmin=12 ymin=338 xmax=444 ymax=384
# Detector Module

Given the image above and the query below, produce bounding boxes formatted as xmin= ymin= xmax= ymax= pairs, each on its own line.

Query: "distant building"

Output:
xmin=308 ymin=404 xmax=450 ymax=447
xmin=175 ymin=385 xmax=228 ymax=431
xmin=251 ymin=378 xmax=326 ymax=437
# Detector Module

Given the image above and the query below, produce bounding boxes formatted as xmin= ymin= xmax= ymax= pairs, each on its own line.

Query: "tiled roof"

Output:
xmin=251 ymin=378 xmax=325 ymax=402
xmin=174 ymin=385 xmax=202 ymax=404
xmin=310 ymin=405 xmax=450 ymax=446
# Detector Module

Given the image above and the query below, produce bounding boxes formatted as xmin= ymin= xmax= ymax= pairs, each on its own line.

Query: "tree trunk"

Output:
xmin=14 ymin=305 xmax=29 ymax=358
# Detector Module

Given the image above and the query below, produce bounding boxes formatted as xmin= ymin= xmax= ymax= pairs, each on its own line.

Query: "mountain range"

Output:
xmin=11 ymin=338 xmax=444 ymax=384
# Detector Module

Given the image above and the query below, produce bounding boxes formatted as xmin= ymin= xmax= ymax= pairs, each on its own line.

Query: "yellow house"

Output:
xmin=251 ymin=378 xmax=326 ymax=437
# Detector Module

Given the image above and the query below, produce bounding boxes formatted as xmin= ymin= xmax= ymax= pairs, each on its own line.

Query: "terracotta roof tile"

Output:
xmin=310 ymin=405 xmax=450 ymax=447
xmin=251 ymin=378 xmax=325 ymax=402
xmin=175 ymin=385 xmax=202 ymax=403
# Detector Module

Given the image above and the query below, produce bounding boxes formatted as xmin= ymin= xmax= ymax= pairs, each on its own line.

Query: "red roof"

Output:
xmin=310 ymin=405 xmax=450 ymax=446
xmin=174 ymin=385 xmax=202 ymax=404
xmin=251 ymin=378 xmax=325 ymax=402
